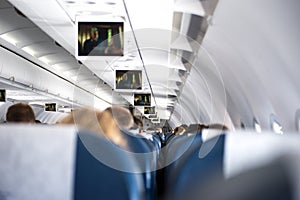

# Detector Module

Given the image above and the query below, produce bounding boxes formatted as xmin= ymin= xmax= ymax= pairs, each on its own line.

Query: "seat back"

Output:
xmin=0 ymin=125 xmax=76 ymax=200
xmin=74 ymin=131 xmax=145 ymax=200
xmin=120 ymin=129 xmax=158 ymax=200
xmin=184 ymin=156 xmax=293 ymax=200
xmin=0 ymin=125 xmax=146 ymax=200
xmin=164 ymin=133 xmax=203 ymax=180
xmin=165 ymin=134 xmax=225 ymax=200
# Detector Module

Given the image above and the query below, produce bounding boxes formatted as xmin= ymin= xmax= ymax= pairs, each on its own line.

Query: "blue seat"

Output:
xmin=152 ymin=134 xmax=162 ymax=149
xmin=165 ymin=132 xmax=175 ymax=144
xmin=120 ymin=130 xmax=158 ymax=200
xmin=165 ymin=134 xmax=225 ymax=200
xmin=74 ymin=131 xmax=145 ymax=200
xmin=155 ymin=133 xmax=203 ymax=199
xmin=164 ymin=133 xmax=203 ymax=181
xmin=182 ymin=155 xmax=292 ymax=200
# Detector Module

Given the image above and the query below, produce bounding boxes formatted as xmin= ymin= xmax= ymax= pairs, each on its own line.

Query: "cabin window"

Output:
xmin=270 ymin=114 xmax=283 ymax=134
xmin=295 ymin=109 xmax=300 ymax=132
xmin=253 ymin=118 xmax=261 ymax=133
xmin=240 ymin=121 xmax=245 ymax=129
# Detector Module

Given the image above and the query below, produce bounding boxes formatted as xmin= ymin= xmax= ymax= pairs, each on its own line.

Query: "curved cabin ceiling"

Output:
xmin=1 ymin=0 xmax=300 ymax=132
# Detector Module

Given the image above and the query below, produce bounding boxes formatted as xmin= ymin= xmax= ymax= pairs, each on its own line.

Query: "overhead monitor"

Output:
xmin=144 ymin=106 xmax=155 ymax=114
xmin=45 ymin=103 xmax=57 ymax=112
xmin=115 ymin=70 xmax=142 ymax=90
xmin=134 ymin=93 xmax=151 ymax=106
xmin=77 ymin=21 xmax=124 ymax=57
xmin=0 ymin=89 xmax=6 ymax=102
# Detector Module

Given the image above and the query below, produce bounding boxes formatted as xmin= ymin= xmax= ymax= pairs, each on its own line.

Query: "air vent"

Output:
xmin=14 ymin=7 xmax=27 ymax=18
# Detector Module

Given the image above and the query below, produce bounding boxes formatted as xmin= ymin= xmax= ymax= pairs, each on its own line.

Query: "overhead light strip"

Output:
xmin=121 ymin=0 xmax=157 ymax=106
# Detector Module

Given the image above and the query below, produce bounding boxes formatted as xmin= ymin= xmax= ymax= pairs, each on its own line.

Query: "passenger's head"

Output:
xmin=58 ymin=107 xmax=127 ymax=147
xmin=206 ymin=123 xmax=228 ymax=131
xmin=59 ymin=108 xmax=102 ymax=132
xmin=131 ymin=117 xmax=143 ymax=133
xmin=90 ymin=27 xmax=98 ymax=40
xmin=173 ymin=126 xmax=186 ymax=135
xmin=103 ymin=106 xmax=134 ymax=130
xmin=122 ymin=73 xmax=128 ymax=80
xmin=6 ymin=102 xmax=35 ymax=123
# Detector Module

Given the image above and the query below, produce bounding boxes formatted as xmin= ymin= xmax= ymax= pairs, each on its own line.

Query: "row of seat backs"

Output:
xmin=152 ymin=132 xmax=175 ymax=148
xmin=0 ymin=125 xmax=158 ymax=200
xmin=120 ymin=129 xmax=158 ymax=200
xmin=161 ymin=131 xmax=300 ymax=200
xmin=162 ymin=133 xmax=225 ymax=200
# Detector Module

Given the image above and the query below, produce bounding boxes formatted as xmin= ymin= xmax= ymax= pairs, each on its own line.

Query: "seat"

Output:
xmin=164 ymin=133 xmax=203 ymax=181
xmin=156 ymin=133 xmax=203 ymax=199
xmin=0 ymin=125 xmax=146 ymax=200
xmin=0 ymin=124 xmax=77 ymax=200
xmin=183 ymin=156 xmax=293 ymax=200
xmin=151 ymin=133 xmax=161 ymax=150
xmin=165 ymin=134 xmax=225 ymax=200
xmin=74 ymin=130 xmax=145 ymax=200
xmin=165 ymin=132 xmax=175 ymax=144
xmin=120 ymin=129 xmax=158 ymax=200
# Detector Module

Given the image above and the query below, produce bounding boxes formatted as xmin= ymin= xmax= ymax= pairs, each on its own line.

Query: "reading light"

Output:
xmin=0 ymin=34 xmax=18 ymax=46
xmin=52 ymin=64 xmax=63 ymax=71
xmin=38 ymin=56 xmax=51 ymax=65
xmin=22 ymin=46 xmax=36 ymax=57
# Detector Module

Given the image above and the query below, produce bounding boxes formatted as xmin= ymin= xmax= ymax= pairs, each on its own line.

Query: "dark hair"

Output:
xmin=6 ymin=103 xmax=35 ymax=123
xmin=207 ymin=123 xmax=228 ymax=131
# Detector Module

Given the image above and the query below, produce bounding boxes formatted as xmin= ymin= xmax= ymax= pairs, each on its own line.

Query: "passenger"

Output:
xmin=135 ymin=95 xmax=145 ymax=105
xmin=173 ymin=125 xmax=186 ymax=136
xmin=132 ymin=117 xmax=143 ymax=133
xmin=185 ymin=123 xmax=208 ymax=134
xmin=207 ymin=123 xmax=228 ymax=131
xmin=104 ymin=106 xmax=134 ymax=130
xmin=83 ymin=27 xmax=104 ymax=55
xmin=6 ymin=102 xmax=35 ymax=123
xmin=117 ymin=73 xmax=131 ymax=89
xmin=132 ymin=117 xmax=154 ymax=141
xmin=58 ymin=107 xmax=126 ymax=148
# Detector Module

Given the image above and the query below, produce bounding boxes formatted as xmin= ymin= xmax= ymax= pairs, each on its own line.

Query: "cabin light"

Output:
xmin=0 ymin=34 xmax=18 ymax=46
xmin=272 ymin=121 xmax=283 ymax=134
xmin=71 ymin=76 xmax=78 ymax=81
xmin=38 ymin=56 xmax=51 ymax=65
xmin=22 ymin=46 xmax=36 ymax=57
xmin=52 ymin=64 xmax=63 ymax=71
xmin=62 ymin=71 xmax=72 ymax=77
